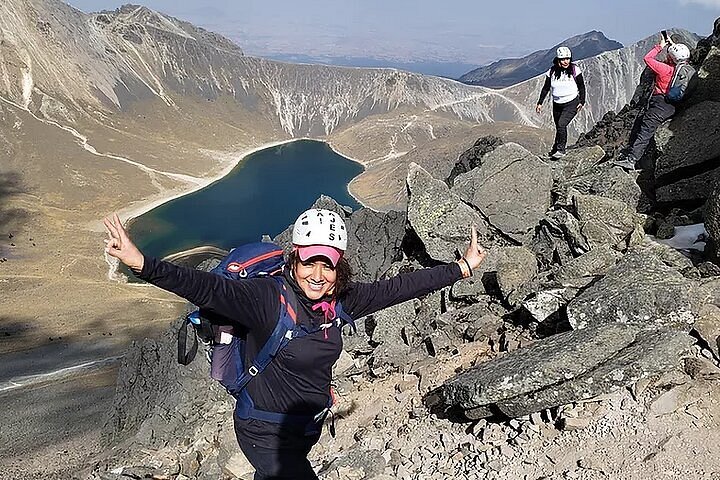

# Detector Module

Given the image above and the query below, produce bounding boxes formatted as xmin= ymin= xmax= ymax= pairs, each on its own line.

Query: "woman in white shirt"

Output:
xmin=536 ymin=46 xmax=586 ymax=159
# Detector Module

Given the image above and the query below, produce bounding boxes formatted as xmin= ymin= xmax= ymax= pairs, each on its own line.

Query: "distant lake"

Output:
xmin=129 ymin=140 xmax=363 ymax=259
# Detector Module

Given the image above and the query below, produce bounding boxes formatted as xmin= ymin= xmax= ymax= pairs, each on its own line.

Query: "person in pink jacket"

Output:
xmin=615 ymin=33 xmax=691 ymax=170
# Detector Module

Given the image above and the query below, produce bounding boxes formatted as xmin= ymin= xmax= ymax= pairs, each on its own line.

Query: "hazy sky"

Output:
xmin=65 ymin=0 xmax=720 ymax=65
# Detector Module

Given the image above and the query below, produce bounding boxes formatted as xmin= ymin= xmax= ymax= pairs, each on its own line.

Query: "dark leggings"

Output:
xmin=552 ymin=96 xmax=580 ymax=153
xmin=234 ymin=416 xmax=319 ymax=480
xmin=630 ymin=94 xmax=675 ymax=160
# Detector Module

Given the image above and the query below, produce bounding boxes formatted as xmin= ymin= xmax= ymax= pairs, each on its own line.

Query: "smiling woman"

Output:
xmin=103 ymin=207 xmax=487 ymax=480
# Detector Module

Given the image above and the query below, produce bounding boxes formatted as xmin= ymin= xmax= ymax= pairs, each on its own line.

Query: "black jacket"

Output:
xmin=138 ymin=256 xmax=462 ymax=448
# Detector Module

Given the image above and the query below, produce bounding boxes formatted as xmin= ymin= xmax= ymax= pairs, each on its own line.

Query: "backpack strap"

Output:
xmin=177 ymin=316 xmax=198 ymax=366
xmin=232 ymin=277 xmax=330 ymax=434
xmin=234 ymin=277 xmax=299 ymax=391
xmin=334 ymin=301 xmax=357 ymax=333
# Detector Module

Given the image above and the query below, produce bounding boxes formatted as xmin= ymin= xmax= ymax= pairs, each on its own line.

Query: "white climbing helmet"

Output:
xmin=667 ymin=43 xmax=691 ymax=63
xmin=556 ymin=46 xmax=572 ymax=59
xmin=292 ymin=208 xmax=347 ymax=265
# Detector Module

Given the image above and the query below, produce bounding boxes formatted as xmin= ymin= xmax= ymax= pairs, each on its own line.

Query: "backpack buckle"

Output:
xmin=248 ymin=365 xmax=259 ymax=376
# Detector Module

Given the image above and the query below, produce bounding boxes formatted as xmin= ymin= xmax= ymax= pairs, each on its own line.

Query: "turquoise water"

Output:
xmin=129 ymin=140 xmax=363 ymax=259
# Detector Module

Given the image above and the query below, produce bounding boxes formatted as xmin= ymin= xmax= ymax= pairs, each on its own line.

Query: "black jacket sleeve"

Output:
xmin=341 ymin=262 xmax=463 ymax=319
xmin=136 ymin=255 xmax=278 ymax=331
xmin=537 ymin=75 xmax=551 ymax=105
xmin=575 ymin=72 xmax=586 ymax=105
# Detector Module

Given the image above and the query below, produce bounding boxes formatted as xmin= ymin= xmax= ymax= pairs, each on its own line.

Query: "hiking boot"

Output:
xmin=550 ymin=150 xmax=567 ymax=159
xmin=612 ymin=154 xmax=637 ymax=171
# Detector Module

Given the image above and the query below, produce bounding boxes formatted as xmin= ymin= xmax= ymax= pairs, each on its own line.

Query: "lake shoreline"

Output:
xmin=115 ymin=138 xmax=371 ymax=265
xmin=117 ymin=138 xmax=373 ymax=229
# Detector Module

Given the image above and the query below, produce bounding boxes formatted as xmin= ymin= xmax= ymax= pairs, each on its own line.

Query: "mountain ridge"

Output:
xmin=459 ymin=30 xmax=623 ymax=88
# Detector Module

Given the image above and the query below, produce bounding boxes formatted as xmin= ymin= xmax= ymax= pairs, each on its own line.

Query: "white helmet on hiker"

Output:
xmin=667 ymin=43 xmax=690 ymax=63
xmin=556 ymin=46 xmax=572 ymax=59
xmin=292 ymin=209 xmax=347 ymax=266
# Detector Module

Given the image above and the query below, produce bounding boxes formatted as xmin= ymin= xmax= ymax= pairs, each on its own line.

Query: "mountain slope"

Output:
xmin=458 ymin=31 xmax=623 ymax=88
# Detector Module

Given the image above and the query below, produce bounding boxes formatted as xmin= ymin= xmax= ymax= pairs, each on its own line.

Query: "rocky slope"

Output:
xmin=79 ymin=18 xmax=720 ymax=479
xmin=3 ymin=1 xmax=720 ymax=478
xmin=458 ymin=31 xmax=623 ymax=88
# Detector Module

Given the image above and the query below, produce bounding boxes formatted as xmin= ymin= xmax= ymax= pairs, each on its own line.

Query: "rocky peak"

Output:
xmin=458 ymin=30 xmax=623 ymax=88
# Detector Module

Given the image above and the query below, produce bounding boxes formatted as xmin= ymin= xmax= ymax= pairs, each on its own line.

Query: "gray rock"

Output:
xmin=695 ymin=44 xmax=720 ymax=102
xmin=555 ymin=164 xmax=643 ymax=210
xmin=496 ymin=328 xmax=693 ymax=417
xmin=566 ymin=250 xmax=703 ymax=331
xmin=634 ymin=238 xmax=694 ymax=273
xmin=557 ymin=146 xmax=606 ymax=179
xmin=450 ymin=276 xmax=487 ymax=301
xmin=434 ymin=303 xmax=503 ymax=343
xmin=495 ymin=247 xmax=538 ymax=306
xmin=573 ymin=193 xmax=646 ymax=249
xmin=452 ymin=143 xmax=552 ymax=243
xmin=693 ymin=304 xmax=720 ymax=360
xmin=554 ymin=245 xmax=622 ymax=288
xmin=369 ymin=300 xmax=416 ymax=372
xmin=428 ymin=323 xmax=640 ymax=412
xmin=406 ymin=162 xmax=492 ymax=263
xmin=522 ymin=288 xmax=578 ymax=322
xmin=654 ymin=101 xmax=720 ymax=204
xmin=345 ymin=208 xmax=407 ymax=282
xmin=546 ymin=208 xmax=591 ymax=257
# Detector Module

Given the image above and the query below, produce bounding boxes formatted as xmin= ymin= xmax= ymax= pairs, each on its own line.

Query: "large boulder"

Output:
xmin=427 ymin=323 xmax=693 ymax=419
xmin=654 ymin=101 xmax=720 ymax=205
xmin=451 ymin=143 xmax=553 ymax=244
xmin=566 ymin=249 xmax=703 ymax=331
xmin=573 ymin=193 xmax=646 ymax=249
xmin=406 ymin=162 xmax=494 ymax=263
xmin=495 ymin=246 xmax=538 ymax=306
xmin=446 ymin=135 xmax=504 ymax=186
xmin=554 ymin=244 xmax=623 ymax=288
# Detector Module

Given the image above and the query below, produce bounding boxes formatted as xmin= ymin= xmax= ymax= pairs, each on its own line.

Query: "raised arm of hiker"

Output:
xmin=104 ymin=213 xmax=144 ymax=271
xmin=103 ymin=212 xmax=269 ymax=326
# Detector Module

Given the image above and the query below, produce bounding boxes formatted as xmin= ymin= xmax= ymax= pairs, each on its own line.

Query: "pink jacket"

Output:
xmin=644 ymin=45 xmax=674 ymax=95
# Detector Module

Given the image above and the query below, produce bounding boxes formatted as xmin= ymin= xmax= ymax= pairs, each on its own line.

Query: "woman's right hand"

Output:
xmin=535 ymin=104 xmax=542 ymax=114
xmin=103 ymin=213 xmax=144 ymax=271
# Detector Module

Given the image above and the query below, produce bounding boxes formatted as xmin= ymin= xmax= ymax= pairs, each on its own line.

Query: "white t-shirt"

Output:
xmin=547 ymin=66 xmax=581 ymax=104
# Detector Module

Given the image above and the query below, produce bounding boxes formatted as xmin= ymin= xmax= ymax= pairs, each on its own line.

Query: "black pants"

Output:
xmin=630 ymin=94 xmax=675 ymax=160
xmin=234 ymin=416 xmax=319 ymax=480
xmin=237 ymin=438 xmax=318 ymax=480
xmin=552 ymin=97 xmax=580 ymax=153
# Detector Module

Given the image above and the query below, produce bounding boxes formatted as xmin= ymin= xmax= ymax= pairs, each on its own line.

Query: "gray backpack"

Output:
xmin=666 ymin=62 xmax=697 ymax=103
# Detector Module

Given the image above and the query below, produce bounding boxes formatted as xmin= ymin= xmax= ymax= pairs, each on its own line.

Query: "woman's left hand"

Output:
xmin=462 ymin=225 xmax=487 ymax=271
xmin=577 ymin=103 xmax=584 ymax=111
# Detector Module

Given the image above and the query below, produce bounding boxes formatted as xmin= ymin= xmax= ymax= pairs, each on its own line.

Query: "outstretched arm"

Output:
xmin=103 ymin=213 xmax=275 ymax=328
xmin=344 ymin=226 xmax=488 ymax=318
xmin=644 ymin=40 xmax=673 ymax=77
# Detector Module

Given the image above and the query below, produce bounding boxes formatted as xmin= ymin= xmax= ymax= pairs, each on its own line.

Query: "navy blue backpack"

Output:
xmin=179 ymin=241 xmax=354 ymax=432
